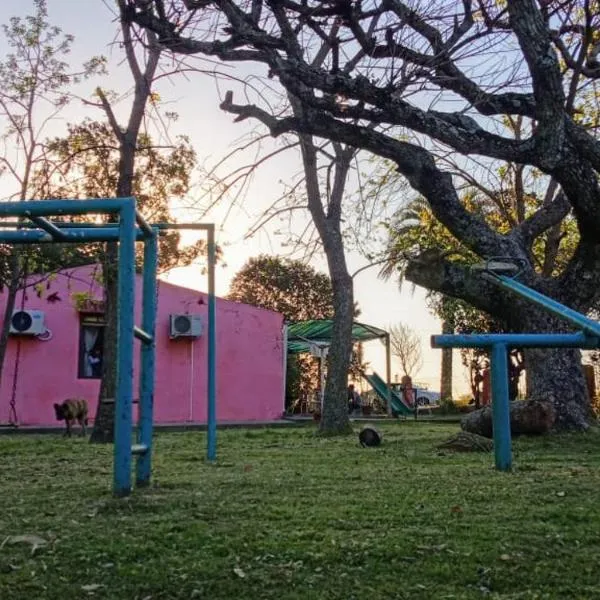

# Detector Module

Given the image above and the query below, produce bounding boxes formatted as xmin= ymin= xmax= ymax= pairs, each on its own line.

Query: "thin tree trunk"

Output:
xmin=89 ymin=17 xmax=161 ymax=443
xmin=293 ymin=107 xmax=355 ymax=434
xmin=0 ymin=252 xmax=21 ymax=419
xmin=89 ymin=245 xmax=119 ymax=442
xmin=319 ymin=261 xmax=354 ymax=435
xmin=90 ymin=139 xmax=136 ymax=443
xmin=440 ymin=318 xmax=453 ymax=401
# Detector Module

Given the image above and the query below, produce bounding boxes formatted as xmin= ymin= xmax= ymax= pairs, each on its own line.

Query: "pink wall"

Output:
xmin=0 ymin=265 xmax=285 ymax=426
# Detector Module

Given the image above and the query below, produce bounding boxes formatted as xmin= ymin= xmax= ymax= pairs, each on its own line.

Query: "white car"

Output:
xmin=390 ymin=384 xmax=440 ymax=406
xmin=414 ymin=389 xmax=441 ymax=406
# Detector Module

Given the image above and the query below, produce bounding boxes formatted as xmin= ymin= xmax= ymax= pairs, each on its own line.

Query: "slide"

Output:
xmin=361 ymin=371 xmax=413 ymax=416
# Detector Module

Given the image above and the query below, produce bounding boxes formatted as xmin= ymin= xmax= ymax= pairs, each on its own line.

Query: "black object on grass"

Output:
xmin=359 ymin=426 xmax=382 ymax=447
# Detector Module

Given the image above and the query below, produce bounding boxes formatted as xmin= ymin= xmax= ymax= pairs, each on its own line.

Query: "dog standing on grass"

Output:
xmin=53 ymin=398 xmax=89 ymax=437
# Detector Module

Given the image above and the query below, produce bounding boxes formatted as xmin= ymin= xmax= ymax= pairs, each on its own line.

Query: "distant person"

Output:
xmin=401 ymin=374 xmax=415 ymax=406
xmin=88 ymin=348 xmax=102 ymax=378
xmin=347 ymin=384 xmax=362 ymax=414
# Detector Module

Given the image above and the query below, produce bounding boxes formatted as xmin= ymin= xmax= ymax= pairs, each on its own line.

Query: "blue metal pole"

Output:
xmin=207 ymin=225 xmax=217 ymax=461
xmin=0 ymin=197 xmax=128 ymax=217
xmin=487 ymin=274 xmax=600 ymax=338
xmin=0 ymin=228 xmax=147 ymax=243
xmin=490 ymin=343 xmax=512 ymax=471
xmin=136 ymin=229 xmax=158 ymax=487
xmin=431 ymin=332 xmax=600 ymax=349
xmin=113 ymin=199 xmax=137 ymax=497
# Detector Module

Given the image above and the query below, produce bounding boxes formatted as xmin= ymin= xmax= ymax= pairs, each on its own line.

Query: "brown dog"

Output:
xmin=53 ymin=398 xmax=88 ymax=437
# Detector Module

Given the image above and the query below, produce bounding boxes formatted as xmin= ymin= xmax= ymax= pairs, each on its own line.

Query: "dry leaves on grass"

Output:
xmin=1 ymin=534 xmax=48 ymax=556
xmin=81 ymin=584 xmax=105 ymax=593
xmin=233 ymin=566 xmax=246 ymax=578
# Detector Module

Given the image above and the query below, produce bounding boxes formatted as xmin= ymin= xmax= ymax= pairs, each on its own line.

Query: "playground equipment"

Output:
xmin=0 ymin=198 xmax=217 ymax=496
xmin=286 ymin=320 xmax=395 ymax=415
xmin=361 ymin=371 xmax=412 ymax=416
xmin=431 ymin=259 xmax=600 ymax=472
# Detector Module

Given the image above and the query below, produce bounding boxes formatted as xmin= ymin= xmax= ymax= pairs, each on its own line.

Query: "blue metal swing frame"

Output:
xmin=0 ymin=197 xmax=218 ymax=496
xmin=431 ymin=262 xmax=600 ymax=472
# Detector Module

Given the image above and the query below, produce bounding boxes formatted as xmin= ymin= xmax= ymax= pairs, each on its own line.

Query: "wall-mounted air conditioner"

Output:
xmin=169 ymin=314 xmax=203 ymax=339
xmin=10 ymin=310 xmax=46 ymax=336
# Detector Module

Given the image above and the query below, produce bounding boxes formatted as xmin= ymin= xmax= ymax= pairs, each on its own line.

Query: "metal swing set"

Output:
xmin=0 ymin=197 xmax=217 ymax=497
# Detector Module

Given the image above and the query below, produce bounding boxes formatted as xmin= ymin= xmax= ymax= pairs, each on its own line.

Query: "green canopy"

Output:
xmin=286 ymin=319 xmax=388 ymax=354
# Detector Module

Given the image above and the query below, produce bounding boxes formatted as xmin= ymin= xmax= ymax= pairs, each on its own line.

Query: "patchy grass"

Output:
xmin=1 ymin=423 xmax=600 ymax=599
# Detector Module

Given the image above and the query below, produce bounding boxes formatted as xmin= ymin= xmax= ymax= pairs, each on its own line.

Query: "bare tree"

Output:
xmin=389 ymin=323 xmax=422 ymax=379
xmin=78 ymin=3 xmax=162 ymax=442
xmin=126 ymin=7 xmax=374 ymax=434
xmin=189 ymin=109 xmax=359 ymax=433
xmin=0 ymin=0 xmax=103 ymax=418
xmin=89 ymin=1 xmax=220 ymax=441
xmin=128 ymin=0 xmax=600 ymax=430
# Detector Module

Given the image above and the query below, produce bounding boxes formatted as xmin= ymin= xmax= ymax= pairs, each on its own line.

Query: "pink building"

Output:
xmin=0 ymin=264 xmax=286 ymax=427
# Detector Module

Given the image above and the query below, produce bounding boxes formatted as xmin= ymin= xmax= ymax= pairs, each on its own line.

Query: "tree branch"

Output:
xmin=507 ymin=0 xmax=566 ymax=168
xmin=511 ymin=188 xmax=570 ymax=246
xmin=95 ymin=88 xmax=125 ymax=143
xmin=220 ymin=90 xmax=514 ymax=259
xmin=404 ymin=255 xmax=511 ymax=319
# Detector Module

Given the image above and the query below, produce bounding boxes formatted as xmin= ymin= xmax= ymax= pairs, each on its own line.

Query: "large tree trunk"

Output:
xmin=524 ymin=346 xmax=590 ymax=430
xmin=517 ymin=307 xmax=592 ymax=430
xmin=440 ymin=318 xmax=453 ymax=401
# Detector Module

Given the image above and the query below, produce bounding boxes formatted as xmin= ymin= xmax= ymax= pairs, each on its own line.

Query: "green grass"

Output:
xmin=1 ymin=423 xmax=600 ymax=599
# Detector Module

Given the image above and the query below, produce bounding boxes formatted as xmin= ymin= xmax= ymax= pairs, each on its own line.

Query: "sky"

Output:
xmin=0 ymin=0 xmax=472 ymax=396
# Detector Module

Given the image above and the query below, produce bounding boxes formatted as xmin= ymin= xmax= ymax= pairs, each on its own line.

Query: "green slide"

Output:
xmin=361 ymin=371 xmax=413 ymax=416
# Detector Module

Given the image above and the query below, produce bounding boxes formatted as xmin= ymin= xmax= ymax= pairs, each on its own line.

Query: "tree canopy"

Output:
xmin=36 ymin=120 xmax=206 ymax=274
xmin=228 ymin=255 xmax=335 ymax=321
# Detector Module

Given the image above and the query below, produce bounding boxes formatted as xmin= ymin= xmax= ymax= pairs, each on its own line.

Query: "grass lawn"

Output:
xmin=1 ymin=422 xmax=600 ymax=599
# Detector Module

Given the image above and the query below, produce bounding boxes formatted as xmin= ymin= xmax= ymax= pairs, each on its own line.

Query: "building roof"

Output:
xmin=286 ymin=319 xmax=387 ymax=353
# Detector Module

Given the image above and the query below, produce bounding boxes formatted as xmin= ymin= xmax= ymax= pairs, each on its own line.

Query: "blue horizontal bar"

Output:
xmin=0 ymin=221 xmax=120 ymax=229
xmin=134 ymin=326 xmax=153 ymax=345
xmin=0 ymin=228 xmax=147 ymax=243
xmin=431 ymin=331 xmax=600 ymax=349
xmin=485 ymin=274 xmax=600 ymax=337
xmin=0 ymin=220 xmax=215 ymax=232
xmin=0 ymin=198 xmax=130 ymax=218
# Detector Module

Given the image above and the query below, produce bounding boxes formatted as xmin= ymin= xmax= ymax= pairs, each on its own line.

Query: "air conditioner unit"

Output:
xmin=10 ymin=310 xmax=46 ymax=336
xmin=169 ymin=314 xmax=203 ymax=339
